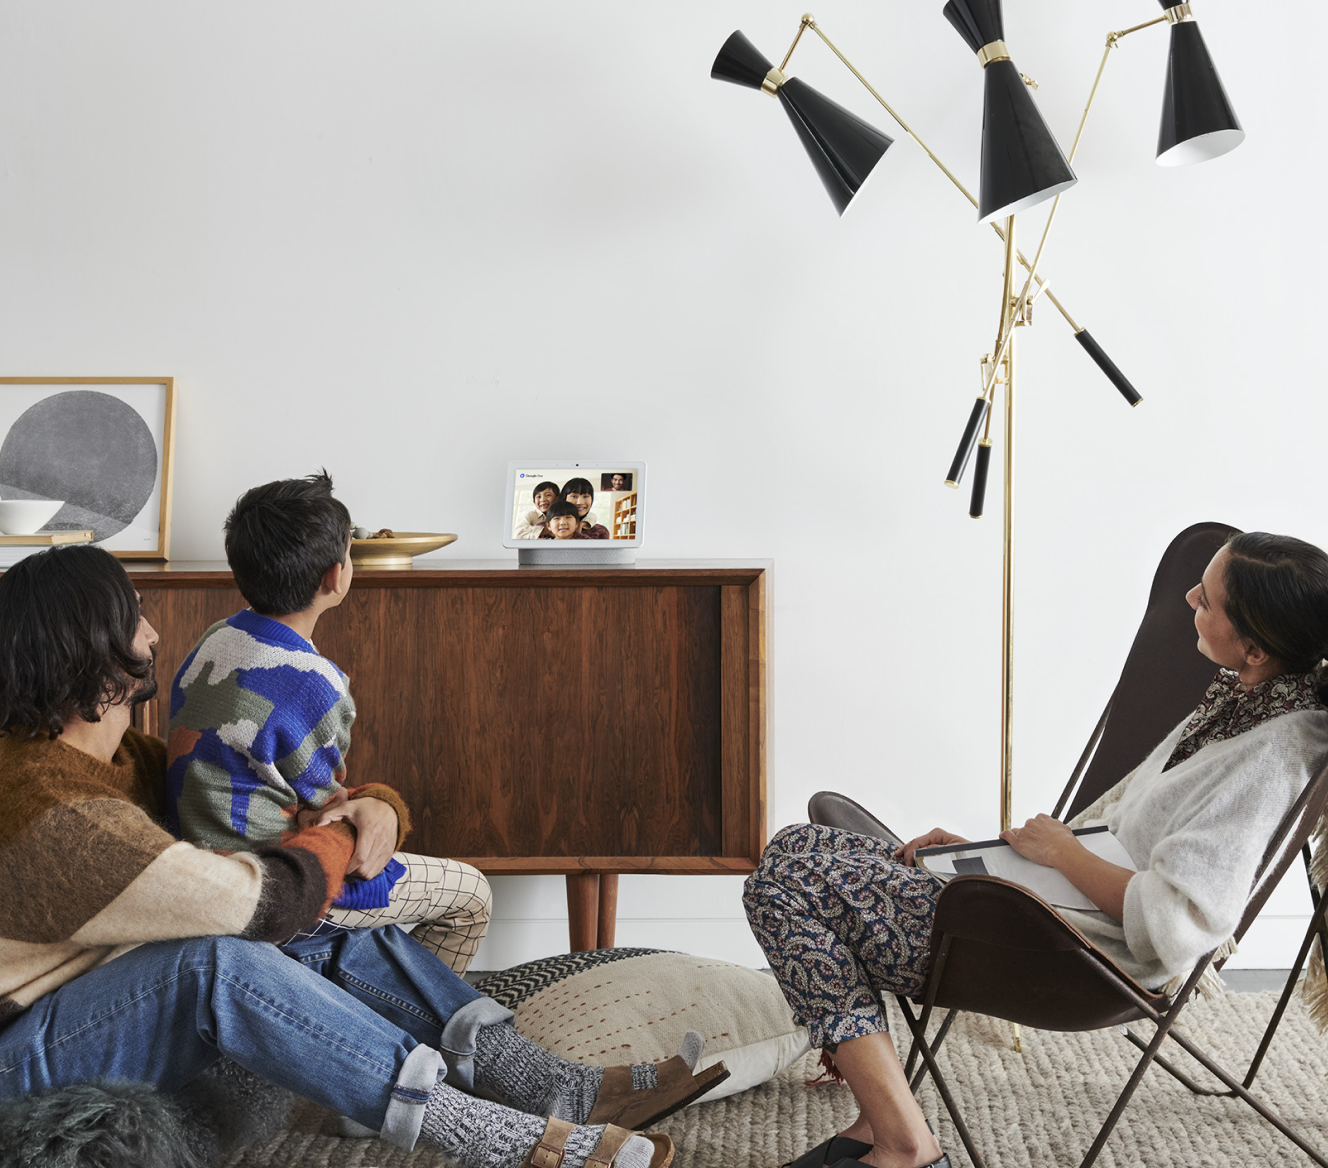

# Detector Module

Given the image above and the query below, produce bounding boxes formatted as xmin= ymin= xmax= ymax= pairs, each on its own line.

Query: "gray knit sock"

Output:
xmin=474 ymin=1023 xmax=705 ymax=1124
xmin=419 ymin=1079 xmax=655 ymax=1168
xmin=472 ymin=1021 xmax=603 ymax=1119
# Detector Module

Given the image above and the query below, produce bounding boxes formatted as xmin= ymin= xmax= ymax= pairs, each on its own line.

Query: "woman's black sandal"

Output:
xmin=781 ymin=1136 xmax=872 ymax=1168
xmin=826 ymin=1155 xmax=950 ymax=1168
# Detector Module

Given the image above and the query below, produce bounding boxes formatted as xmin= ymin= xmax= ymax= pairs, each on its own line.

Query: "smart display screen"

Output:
xmin=509 ymin=467 xmax=639 ymax=542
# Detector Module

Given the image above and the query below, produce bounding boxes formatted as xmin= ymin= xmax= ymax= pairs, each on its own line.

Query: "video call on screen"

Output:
xmin=511 ymin=469 xmax=637 ymax=542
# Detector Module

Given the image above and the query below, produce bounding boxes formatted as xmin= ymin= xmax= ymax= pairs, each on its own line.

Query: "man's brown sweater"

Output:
xmin=0 ymin=728 xmax=409 ymax=1028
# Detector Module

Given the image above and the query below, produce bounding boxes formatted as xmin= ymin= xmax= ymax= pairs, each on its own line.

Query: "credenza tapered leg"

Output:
xmin=566 ymin=873 xmax=601 ymax=952
xmin=597 ymin=873 xmax=619 ymax=949
xmin=566 ymin=873 xmax=620 ymax=952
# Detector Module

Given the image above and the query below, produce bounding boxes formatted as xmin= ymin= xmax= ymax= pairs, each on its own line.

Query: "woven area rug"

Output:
xmin=226 ymin=989 xmax=1328 ymax=1168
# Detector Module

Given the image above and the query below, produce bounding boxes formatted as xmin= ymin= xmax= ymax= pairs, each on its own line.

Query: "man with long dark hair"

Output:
xmin=0 ymin=546 xmax=721 ymax=1167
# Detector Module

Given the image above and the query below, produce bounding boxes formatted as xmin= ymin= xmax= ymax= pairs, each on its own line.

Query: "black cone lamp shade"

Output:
xmin=977 ymin=61 xmax=1077 ymax=220
xmin=778 ymin=80 xmax=894 ymax=214
xmin=711 ymin=29 xmax=777 ymax=90
xmin=1156 ymin=15 xmax=1244 ymax=166
xmin=712 ymin=30 xmax=894 ymax=216
xmin=943 ymin=0 xmax=1077 ymax=222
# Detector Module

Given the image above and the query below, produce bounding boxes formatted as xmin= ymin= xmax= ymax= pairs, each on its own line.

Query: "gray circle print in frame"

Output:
xmin=0 ymin=390 xmax=158 ymax=541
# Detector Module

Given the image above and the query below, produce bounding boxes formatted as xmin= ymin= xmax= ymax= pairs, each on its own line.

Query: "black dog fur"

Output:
xmin=0 ymin=1061 xmax=294 ymax=1168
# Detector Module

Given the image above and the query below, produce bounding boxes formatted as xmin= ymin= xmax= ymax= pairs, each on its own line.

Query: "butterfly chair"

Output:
xmin=808 ymin=521 xmax=1328 ymax=1168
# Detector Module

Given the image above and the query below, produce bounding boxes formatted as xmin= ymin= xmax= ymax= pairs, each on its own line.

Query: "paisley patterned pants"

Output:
xmin=743 ymin=823 xmax=945 ymax=1048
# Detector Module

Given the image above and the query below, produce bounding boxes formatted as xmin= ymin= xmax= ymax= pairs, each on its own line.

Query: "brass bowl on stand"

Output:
xmin=350 ymin=532 xmax=457 ymax=570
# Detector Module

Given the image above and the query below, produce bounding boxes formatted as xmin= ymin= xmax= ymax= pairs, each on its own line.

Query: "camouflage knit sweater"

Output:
xmin=0 ymin=728 xmax=408 ymax=1030
xmin=166 ymin=609 xmax=359 ymax=850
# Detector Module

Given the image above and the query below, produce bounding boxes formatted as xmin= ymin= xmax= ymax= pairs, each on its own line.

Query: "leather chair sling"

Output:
xmin=897 ymin=759 xmax=1328 ymax=1168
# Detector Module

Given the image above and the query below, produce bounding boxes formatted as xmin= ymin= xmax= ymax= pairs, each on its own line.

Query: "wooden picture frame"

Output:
xmin=0 ymin=377 xmax=176 ymax=560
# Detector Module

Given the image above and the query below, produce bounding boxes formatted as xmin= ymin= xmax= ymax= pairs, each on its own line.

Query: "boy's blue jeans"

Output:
xmin=0 ymin=926 xmax=506 ymax=1149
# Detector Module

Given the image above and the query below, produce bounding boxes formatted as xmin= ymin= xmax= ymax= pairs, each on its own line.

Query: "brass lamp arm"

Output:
xmin=794 ymin=17 xmax=1083 ymax=336
xmin=996 ymin=7 xmax=1184 ymax=390
xmin=1001 ymin=39 xmax=1117 ymax=344
xmin=782 ymin=12 xmax=1167 ymax=403
xmin=777 ymin=13 xmax=815 ymax=72
xmin=1109 ymin=13 xmax=1173 ymax=45
xmin=804 ymin=20 xmax=975 ymax=224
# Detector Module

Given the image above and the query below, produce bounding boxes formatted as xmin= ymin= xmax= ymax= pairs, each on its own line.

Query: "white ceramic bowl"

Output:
xmin=0 ymin=499 xmax=65 ymax=535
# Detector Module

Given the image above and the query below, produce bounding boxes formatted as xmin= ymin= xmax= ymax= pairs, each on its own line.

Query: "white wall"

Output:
xmin=1 ymin=1 xmax=1320 ymax=969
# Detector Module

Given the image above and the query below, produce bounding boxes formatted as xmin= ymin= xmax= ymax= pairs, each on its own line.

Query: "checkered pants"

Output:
xmin=319 ymin=853 xmax=493 ymax=974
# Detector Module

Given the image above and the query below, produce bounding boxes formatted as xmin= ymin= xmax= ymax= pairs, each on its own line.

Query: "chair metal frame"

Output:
xmin=1053 ymin=708 xmax=1328 ymax=1108
xmin=891 ymin=757 xmax=1328 ymax=1168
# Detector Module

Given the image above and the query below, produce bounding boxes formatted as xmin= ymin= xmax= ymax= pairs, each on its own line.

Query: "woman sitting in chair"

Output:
xmin=744 ymin=532 xmax=1328 ymax=1168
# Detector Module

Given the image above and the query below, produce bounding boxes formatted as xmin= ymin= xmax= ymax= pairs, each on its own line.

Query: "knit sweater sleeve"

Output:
xmin=69 ymin=820 xmax=357 ymax=947
xmin=0 ymin=734 xmax=360 ymax=1022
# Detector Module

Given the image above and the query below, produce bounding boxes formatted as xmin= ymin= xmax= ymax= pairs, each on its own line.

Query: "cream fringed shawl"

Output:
xmin=1302 ymin=821 xmax=1328 ymax=1029
xmin=1062 ymin=710 xmax=1328 ymax=1002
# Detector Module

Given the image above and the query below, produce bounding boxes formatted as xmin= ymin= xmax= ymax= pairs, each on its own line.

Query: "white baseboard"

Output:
xmin=471 ymin=918 xmax=767 ymax=973
xmin=1225 ymin=916 xmax=1314 ymax=970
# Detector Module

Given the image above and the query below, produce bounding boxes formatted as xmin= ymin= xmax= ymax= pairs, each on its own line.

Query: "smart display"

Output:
xmin=503 ymin=461 xmax=645 ymax=564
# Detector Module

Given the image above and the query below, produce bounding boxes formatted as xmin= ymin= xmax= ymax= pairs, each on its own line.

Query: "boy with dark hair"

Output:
xmin=223 ymin=469 xmax=356 ymax=615
xmin=167 ymin=470 xmax=492 ymax=973
xmin=514 ymin=479 xmax=561 ymax=539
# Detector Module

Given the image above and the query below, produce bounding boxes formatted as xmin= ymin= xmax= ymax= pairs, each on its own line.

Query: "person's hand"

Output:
xmin=296 ymin=787 xmax=348 ymax=830
xmin=317 ymin=796 xmax=399 ymax=878
xmin=1000 ymin=814 xmax=1076 ymax=868
xmin=898 ymin=828 xmax=969 ymax=866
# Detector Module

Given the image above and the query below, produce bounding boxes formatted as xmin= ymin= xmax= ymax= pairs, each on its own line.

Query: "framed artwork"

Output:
xmin=0 ymin=377 xmax=177 ymax=559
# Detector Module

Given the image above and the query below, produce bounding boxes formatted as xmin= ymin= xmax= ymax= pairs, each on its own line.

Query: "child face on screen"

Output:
xmin=547 ymin=512 xmax=580 ymax=539
xmin=533 ymin=487 xmax=558 ymax=513
xmin=566 ymin=491 xmax=593 ymax=518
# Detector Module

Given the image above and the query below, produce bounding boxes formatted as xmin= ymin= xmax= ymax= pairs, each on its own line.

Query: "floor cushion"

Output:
xmin=474 ymin=948 xmax=810 ymax=1101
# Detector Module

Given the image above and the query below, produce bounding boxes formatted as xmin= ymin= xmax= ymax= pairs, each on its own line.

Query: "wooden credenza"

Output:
xmin=128 ymin=559 xmax=768 ymax=951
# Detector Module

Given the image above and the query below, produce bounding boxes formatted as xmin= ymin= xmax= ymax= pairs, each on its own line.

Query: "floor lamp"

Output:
xmin=713 ymin=0 xmax=1243 ymax=834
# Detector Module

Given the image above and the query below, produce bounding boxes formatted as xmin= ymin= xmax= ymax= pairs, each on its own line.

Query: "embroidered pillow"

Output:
xmin=474 ymin=949 xmax=809 ymax=1101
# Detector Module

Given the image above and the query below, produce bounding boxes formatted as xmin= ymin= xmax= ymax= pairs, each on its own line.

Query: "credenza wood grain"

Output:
xmin=129 ymin=560 xmax=768 ymax=882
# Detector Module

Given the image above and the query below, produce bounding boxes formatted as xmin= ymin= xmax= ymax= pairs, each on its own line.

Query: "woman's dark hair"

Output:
xmin=1222 ymin=532 xmax=1328 ymax=692
xmin=224 ymin=469 xmax=352 ymax=616
xmin=0 ymin=545 xmax=153 ymax=739
xmin=561 ymin=477 xmax=594 ymax=503
xmin=531 ymin=480 xmax=559 ymax=501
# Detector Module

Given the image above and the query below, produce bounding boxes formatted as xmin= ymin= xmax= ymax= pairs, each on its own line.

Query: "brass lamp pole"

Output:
xmin=948 ymin=0 xmax=1236 ymax=828
xmin=713 ymin=2 xmax=1244 ymax=833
